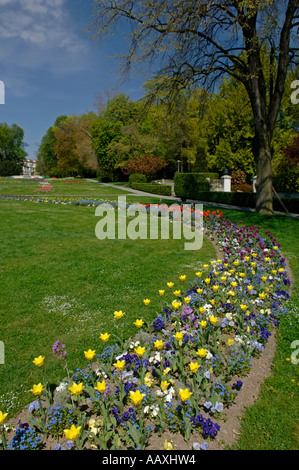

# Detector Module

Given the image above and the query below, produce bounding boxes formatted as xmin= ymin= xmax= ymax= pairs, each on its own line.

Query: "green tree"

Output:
xmin=36 ymin=116 xmax=68 ymax=176
xmin=0 ymin=123 xmax=27 ymax=176
xmin=90 ymin=0 xmax=298 ymax=214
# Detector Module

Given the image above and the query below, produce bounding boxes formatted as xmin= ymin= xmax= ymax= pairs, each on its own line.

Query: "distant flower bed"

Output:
xmin=0 ymin=207 xmax=291 ymax=451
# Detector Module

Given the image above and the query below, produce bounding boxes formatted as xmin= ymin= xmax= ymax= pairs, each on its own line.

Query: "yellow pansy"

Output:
xmin=163 ymin=367 xmax=171 ymax=375
xmin=32 ymin=355 xmax=45 ymax=368
xmin=164 ymin=439 xmax=174 ymax=450
xmin=64 ymin=424 xmax=81 ymax=441
xmin=179 ymin=388 xmax=193 ymax=402
xmin=129 ymin=390 xmax=145 ymax=406
xmin=100 ymin=333 xmax=111 ymax=342
xmin=134 ymin=319 xmax=144 ymax=328
xmin=144 ymin=372 xmax=154 ymax=387
xmin=69 ymin=382 xmax=84 ymax=396
xmin=30 ymin=383 xmax=44 ymax=396
xmin=84 ymin=349 xmax=96 ymax=361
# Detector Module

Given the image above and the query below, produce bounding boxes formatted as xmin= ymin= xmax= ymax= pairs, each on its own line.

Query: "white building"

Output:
xmin=23 ymin=159 xmax=37 ymax=176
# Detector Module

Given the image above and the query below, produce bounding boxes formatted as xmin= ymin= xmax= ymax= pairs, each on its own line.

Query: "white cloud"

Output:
xmin=0 ymin=0 xmax=88 ymax=62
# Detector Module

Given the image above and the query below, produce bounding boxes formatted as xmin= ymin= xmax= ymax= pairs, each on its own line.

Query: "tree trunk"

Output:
xmin=255 ymin=141 xmax=273 ymax=215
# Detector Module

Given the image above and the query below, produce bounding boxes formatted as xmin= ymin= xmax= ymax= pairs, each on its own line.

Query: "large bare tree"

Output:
xmin=89 ymin=0 xmax=298 ymax=213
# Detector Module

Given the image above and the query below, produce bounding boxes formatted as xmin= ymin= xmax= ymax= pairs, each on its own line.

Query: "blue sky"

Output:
xmin=0 ymin=0 xmax=147 ymax=159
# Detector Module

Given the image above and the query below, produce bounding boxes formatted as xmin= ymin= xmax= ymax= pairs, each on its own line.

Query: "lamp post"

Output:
xmin=177 ymin=160 xmax=181 ymax=172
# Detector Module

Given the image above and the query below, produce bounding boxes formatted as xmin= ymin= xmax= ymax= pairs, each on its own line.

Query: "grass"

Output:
xmin=0 ymin=178 xmax=130 ymax=196
xmin=0 ymin=179 xmax=298 ymax=450
xmin=0 ymin=199 xmax=215 ymax=416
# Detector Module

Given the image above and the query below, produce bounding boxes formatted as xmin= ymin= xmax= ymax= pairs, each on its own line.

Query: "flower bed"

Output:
xmin=0 ymin=209 xmax=291 ymax=451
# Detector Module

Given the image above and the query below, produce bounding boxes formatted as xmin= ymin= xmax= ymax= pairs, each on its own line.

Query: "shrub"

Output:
xmin=174 ymin=173 xmax=210 ymax=201
xmin=129 ymin=173 xmax=148 ymax=185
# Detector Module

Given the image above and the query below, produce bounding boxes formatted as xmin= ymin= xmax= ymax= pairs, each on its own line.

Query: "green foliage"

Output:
xmin=130 ymin=182 xmax=172 ymax=196
xmin=0 ymin=122 xmax=27 ymax=175
xmin=174 ymin=172 xmax=210 ymax=200
xmin=129 ymin=173 xmax=148 ymax=185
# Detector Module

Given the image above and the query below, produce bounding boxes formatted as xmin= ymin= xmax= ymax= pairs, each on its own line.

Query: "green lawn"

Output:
xmin=0 ymin=178 xmax=130 ymax=196
xmin=0 ymin=200 xmax=215 ymax=415
xmin=0 ymin=183 xmax=298 ymax=450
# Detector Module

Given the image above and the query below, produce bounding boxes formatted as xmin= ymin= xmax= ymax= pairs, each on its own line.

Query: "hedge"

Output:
xmin=130 ymin=182 xmax=172 ymax=196
xmin=174 ymin=172 xmax=211 ymax=200
xmin=129 ymin=173 xmax=147 ymax=185
xmin=181 ymin=190 xmax=299 ymax=214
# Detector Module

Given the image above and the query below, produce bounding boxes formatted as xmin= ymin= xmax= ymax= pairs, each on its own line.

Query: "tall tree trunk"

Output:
xmin=255 ymin=135 xmax=273 ymax=215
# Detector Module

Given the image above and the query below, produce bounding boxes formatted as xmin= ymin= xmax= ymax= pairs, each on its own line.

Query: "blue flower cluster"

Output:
xmin=46 ymin=404 xmax=77 ymax=438
xmin=190 ymin=414 xmax=220 ymax=439
xmin=7 ymin=423 xmax=44 ymax=450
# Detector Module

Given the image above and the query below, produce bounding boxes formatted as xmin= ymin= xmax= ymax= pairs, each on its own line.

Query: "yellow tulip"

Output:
xmin=197 ymin=348 xmax=207 ymax=358
xmin=129 ymin=390 xmax=145 ymax=406
xmin=64 ymin=424 xmax=81 ymax=441
xmin=114 ymin=310 xmax=125 ymax=320
xmin=209 ymin=315 xmax=218 ymax=325
xmin=84 ymin=349 xmax=96 ymax=361
xmin=134 ymin=346 xmax=146 ymax=357
xmin=174 ymin=332 xmax=184 ymax=341
xmin=0 ymin=411 xmax=8 ymax=425
xmin=94 ymin=381 xmax=106 ymax=394
xmin=199 ymin=320 xmax=207 ymax=328
xmin=204 ymin=278 xmax=211 ymax=284
xmin=154 ymin=340 xmax=164 ymax=350
xmin=203 ymin=264 xmax=209 ymax=269
xmin=195 ymin=272 xmax=202 ymax=277
xmin=179 ymin=388 xmax=193 ymax=402
xmin=173 ymin=290 xmax=181 ymax=296
xmin=259 ymin=292 xmax=267 ymax=299
xmin=189 ymin=362 xmax=200 ymax=373
xmin=199 ymin=306 xmax=205 ymax=314
xmin=114 ymin=360 xmax=126 ymax=370
xmin=227 ymin=339 xmax=234 ymax=346
xmin=143 ymin=299 xmax=151 ymax=305
xmin=159 ymin=289 xmax=165 ymax=296
xmin=184 ymin=297 xmax=191 ymax=304
xmin=197 ymin=288 xmax=203 ymax=294
xmin=69 ymin=382 xmax=84 ymax=396
xmin=30 ymin=383 xmax=44 ymax=396
xmin=212 ymin=285 xmax=219 ymax=292
xmin=32 ymin=355 xmax=45 ymax=368
xmin=179 ymin=275 xmax=186 ymax=281
xmin=134 ymin=319 xmax=144 ymax=328
xmin=161 ymin=380 xmax=170 ymax=391
xmin=240 ymin=304 xmax=248 ymax=311
xmin=167 ymin=282 xmax=174 ymax=288
xmin=100 ymin=333 xmax=111 ymax=342
xmin=172 ymin=300 xmax=181 ymax=310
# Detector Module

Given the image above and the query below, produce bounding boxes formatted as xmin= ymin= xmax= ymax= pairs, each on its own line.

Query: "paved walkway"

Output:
xmin=87 ymin=181 xmax=299 ymax=220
